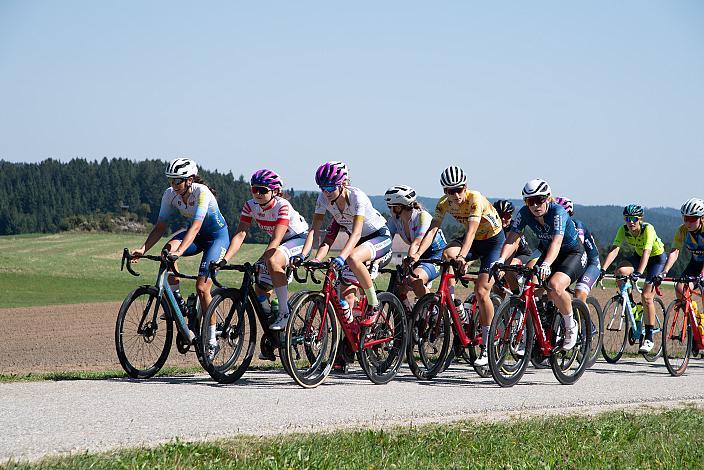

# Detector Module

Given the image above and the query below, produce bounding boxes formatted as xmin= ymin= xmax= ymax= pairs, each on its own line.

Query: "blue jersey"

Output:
xmin=387 ymin=208 xmax=447 ymax=257
xmin=510 ymin=202 xmax=580 ymax=252
xmin=573 ymin=218 xmax=600 ymax=266
xmin=157 ymin=183 xmax=228 ymax=237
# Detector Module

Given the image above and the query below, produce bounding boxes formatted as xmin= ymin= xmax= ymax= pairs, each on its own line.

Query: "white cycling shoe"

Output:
xmin=270 ymin=313 xmax=290 ymax=331
xmin=474 ymin=348 xmax=489 ymax=367
xmin=639 ymin=339 xmax=654 ymax=354
xmin=562 ymin=322 xmax=579 ymax=351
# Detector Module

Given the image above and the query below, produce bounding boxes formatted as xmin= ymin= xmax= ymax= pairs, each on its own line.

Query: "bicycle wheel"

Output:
xmin=662 ymin=300 xmax=692 ymax=376
xmin=488 ymin=297 xmax=533 ymax=387
xmin=200 ymin=289 xmax=257 ymax=384
xmin=406 ymin=293 xmax=451 ymax=380
xmin=358 ymin=292 xmax=407 ymax=384
xmin=282 ymin=292 xmax=339 ymax=388
xmin=643 ymin=297 xmax=666 ymax=362
xmin=584 ymin=296 xmax=604 ymax=368
xmin=601 ymin=296 xmax=628 ymax=363
xmin=551 ymin=299 xmax=591 ymax=385
xmin=115 ymin=286 xmax=173 ymax=379
xmin=279 ymin=289 xmax=311 ymax=378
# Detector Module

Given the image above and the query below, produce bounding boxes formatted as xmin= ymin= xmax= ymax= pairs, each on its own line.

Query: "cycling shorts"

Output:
xmin=449 ymin=229 xmax=505 ymax=274
xmin=340 ymin=227 xmax=393 ymax=285
xmin=537 ymin=244 xmax=587 ymax=285
xmin=255 ymin=233 xmax=307 ymax=289
xmin=170 ymin=227 xmax=229 ymax=278
xmin=624 ymin=252 xmax=667 ymax=285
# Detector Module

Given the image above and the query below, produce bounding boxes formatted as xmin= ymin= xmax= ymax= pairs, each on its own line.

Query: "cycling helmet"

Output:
xmin=623 ymin=204 xmax=644 ymax=217
xmin=493 ymin=199 xmax=514 ymax=215
xmin=681 ymin=198 xmax=704 ymax=217
xmin=521 ymin=179 xmax=551 ymax=198
xmin=554 ymin=196 xmax=574 ymax=216
xmin=440 ymin=165 xmax=467 ymax=188
xmin=328 ymin=160 xmax=349 ymax=182
xmin=384 ymin=185 xmax=417 ymax=206
xmin=315 ymin=161 xmax=349 ymax=187
xmin=250 ymin=169 xmax=283 ymax=190
xmin=165 ymin=158 xmax=198 ymax=178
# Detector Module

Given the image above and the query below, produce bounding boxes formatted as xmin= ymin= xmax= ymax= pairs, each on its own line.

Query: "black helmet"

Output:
xmin=493 ymin=199 xmax=514 ymax=215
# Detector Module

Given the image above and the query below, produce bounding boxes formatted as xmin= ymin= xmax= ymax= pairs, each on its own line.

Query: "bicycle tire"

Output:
xmin=601 ymin=296 xmax=628 ymax=363
xmin=200 ymin=289 xmax=257 ymax=384
xmin=282 ymin=292 xmax=339 ymax=388
xmin=488 ymin=297 xmax=533 ymax=387
xmin=406 ymin=293 xmax=451 ymax=380
xmin=584 ymin=296 xmax=604 ymax=368
xmin=278 ymin=289 xmax=311 ymax=378
xmin=467 ymin=293 xmax=502 ymax=378
xmin=551 ymin=299 xmax=591 ymax=385
xmin=358 ymin=292 xmax=408 ymax=384
xmin=642 ymin=297 xmax=666 ymax=362
xmin=115 ymin=286 xmax=173 ymax=379
xmin=662 ymin=300 xmax=692 ymax=376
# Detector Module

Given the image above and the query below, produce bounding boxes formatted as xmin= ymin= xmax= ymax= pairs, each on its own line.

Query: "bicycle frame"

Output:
xmin=121 ymin=248 xmax=196 ymax=341
xmin=663 ymin=276 xmax=704 ymax=350
xmin=605 ymin=275 xmax=657 ymax=343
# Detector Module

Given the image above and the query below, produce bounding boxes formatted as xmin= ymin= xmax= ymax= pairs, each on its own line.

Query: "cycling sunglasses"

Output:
xmin=683 ymin=215 xmax=700 ymax=224
xmin=168 ymin=177 xmax=185 ymax=185
xmin=624 ymin=216 xmax=641 ymax=224
xmin=320 ymin=185 xmax=339 ymax=193
xmin=524 ymin=195 xmax=548 ymax=207
xmin=251 ymin=186 xmax=271 ymax=195
xmin=443 ymin=186 xmax=464 ymax=195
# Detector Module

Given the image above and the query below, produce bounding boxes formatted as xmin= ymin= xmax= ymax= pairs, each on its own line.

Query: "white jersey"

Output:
xmin=240 ymin=196 xmax=308 ymax=240
xmin=157 ymin=183 xmax=227 ymax=235
xmin=314 ymin=186 xmax=387 ymax=237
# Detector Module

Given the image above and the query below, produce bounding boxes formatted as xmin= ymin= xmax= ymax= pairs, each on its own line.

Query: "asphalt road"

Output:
xmin=2 ymin=359 xmax=703 ymax=463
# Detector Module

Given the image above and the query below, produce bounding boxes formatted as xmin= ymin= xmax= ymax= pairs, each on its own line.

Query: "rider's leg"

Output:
xmin=548 ymin=272 xmax=576 ymax=347
xmin=442 ymin=244 xmax=461 ymax=301
xmin=346 ymin=244 xmax=377 ymax=306
xmin=265 ymin=249 xmax=290 ymax=317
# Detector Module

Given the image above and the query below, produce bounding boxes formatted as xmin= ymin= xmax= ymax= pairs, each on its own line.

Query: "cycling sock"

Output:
xmin=209 ymin=325 xmax=217 ymax=344
xmin=274 ymin=285 xmax=289 ymax=315
xmin=563 ymin=312 xmax=575 ymax=329
xmin=645 ymin=325 xmax=654 ymax=341
xmin=481 ymin=325 xmax=490 ymax=349
xmin=364 ymin=287 xmax=379 ymax=307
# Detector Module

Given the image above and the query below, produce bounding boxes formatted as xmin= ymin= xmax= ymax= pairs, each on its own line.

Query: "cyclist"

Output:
xmin=658 ymin=198 xmax=704 ymax=299
xmin=601 ymin=204 xmax=666 ymax=353
xmin=554 ymin=196 xmax=601 ymax=303
xmin=130 ymin=158 xmax=229 ymax=353
xmin=493 ymin=199 xmax=535 ymax=294
xmin=384 ymin=184 xmax=447 ymax=311
xmin=496 ymin=179 xmax=586 ymax=351
xmin=218 ymin=170 xmax=309 ymax=346
xmin=412 ymin=165 xmax=504 ymax=366
xmin=299 ymin=162 xmax=392 ymax=328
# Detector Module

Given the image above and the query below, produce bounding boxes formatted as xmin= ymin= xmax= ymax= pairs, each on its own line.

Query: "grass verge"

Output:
xmin=3 ymin=407 xmax=703 ymax=468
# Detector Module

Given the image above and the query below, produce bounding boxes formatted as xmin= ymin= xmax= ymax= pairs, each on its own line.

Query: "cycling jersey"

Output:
xmin=612 ymin=222 xmax=664 ymax=257
xmin=433 ymin=190 xmax=502 ymax=241
xmin=510 ymin=202 xmax=580 ymax=252
xmin=673 ymin=223 xmax=704 ymax=262
xmin=502 ymin=226 xmax=533 ymax=258
xmin=314 ymin=186 xmax=386 ymax=237
xmin=240 ymin=196 xmax=308 ymax=240
xmin=387 ymin=209 xmax=447 ymax=257
xmin=573 ymin=219 xmax=600 ymax=265
xmin=157 ymin=183 xmax=227 ymax=236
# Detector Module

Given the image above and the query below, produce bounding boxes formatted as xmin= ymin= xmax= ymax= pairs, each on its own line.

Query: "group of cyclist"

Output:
xmin=131 ymin=157 xmax=704 ymax=363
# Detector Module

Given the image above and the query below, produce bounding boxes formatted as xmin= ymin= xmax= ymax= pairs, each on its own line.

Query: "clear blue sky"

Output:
xmin=1 ymin=1 xmax=702 ymax=207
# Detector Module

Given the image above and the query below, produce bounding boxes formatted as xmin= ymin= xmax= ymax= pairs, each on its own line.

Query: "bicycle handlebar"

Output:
xmin=207 ymin=261 xmax=256 ymax=289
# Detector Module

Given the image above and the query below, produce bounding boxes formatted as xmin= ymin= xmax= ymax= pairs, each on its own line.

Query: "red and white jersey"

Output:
xmin=240 ymin=196 xmax=308 ymax=239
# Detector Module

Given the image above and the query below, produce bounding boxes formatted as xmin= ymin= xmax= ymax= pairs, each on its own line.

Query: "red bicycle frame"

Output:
xmin=663 ymin=276 xmax=704 ymax=350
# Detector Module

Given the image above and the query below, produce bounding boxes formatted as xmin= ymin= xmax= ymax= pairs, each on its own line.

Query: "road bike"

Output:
xmin=487 ymin=264 xmax=592 ymax=386
xmin=116 ymin=248 xmax=205 ymax=378
xmin=406 ymin=259 xmax=502 ymax=380
xmin=199 ymin=262 xmax=309 ymax=383
xmin=660 ymin=275 xmax=704 ymax=376
xmin=281 ymin=260 xmax=407 ymax=388
xmin=601 ymin=274 xmax=665 ymax=363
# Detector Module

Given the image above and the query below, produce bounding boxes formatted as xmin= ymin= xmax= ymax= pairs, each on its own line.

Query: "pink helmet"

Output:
xmin=250 ymin=169 xmax=283 ymax=190
xmin=315 ymin=161 xmax=349 ymax=187
xmin=554 ymin=196 xmax=574 ymax=216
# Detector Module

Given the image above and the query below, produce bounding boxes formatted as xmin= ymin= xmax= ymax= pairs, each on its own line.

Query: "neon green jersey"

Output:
xmin=611 ymin=223 xmax=664 ymax=256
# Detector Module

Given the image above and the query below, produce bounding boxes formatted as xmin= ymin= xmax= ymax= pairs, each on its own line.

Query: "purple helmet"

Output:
xmin=554 ymin=196 xmax=574 ymax=216
xmin=315 ymin=161 xmax=349 ymax=187
xmin=250 ymin=169 xmax=283 ymax=190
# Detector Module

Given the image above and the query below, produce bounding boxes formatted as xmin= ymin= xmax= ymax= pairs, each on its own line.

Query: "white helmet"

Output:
xmin=165 ymin=158 xmax=198 ymax=178
xmin=440 ymin=165 xmax=467 ymax=188
xmin=385 ymin=185 xmax=417 ymax=206
xmin=522 ymin=178 xmax=551 ymax=198
xmin=681 ymin=198 xmax=704 ymax=217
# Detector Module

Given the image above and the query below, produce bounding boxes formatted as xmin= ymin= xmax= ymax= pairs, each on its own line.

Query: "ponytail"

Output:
xmin=192 ymin=176 xmax=217 ymax=196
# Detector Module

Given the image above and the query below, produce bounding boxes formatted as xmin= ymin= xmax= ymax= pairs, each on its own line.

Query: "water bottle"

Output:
xmin=692 ymin=300 xmax=704 ymax=336
xmin=270 ymin=298 xmax=280 ymax=324
xmin=454 ymin=299 xmax=468 ymax=324
xmin=186 ymin=293 xmax=198 ymax=331
xmin=461 ymin=297 xmax=473 ymax=324
xmin=633 ymin=303 xmax=644 ymax=322
xmin=174 ymin=289 xmax=188 ymax=315
xmin=339 ymin=299 xmax=353 ymax=324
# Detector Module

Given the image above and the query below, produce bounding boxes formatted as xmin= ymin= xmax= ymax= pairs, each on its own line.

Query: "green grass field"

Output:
xmin=0 ymin=232 xmax=385 ymax=308
xmin=4 ymin=407 xmax=702 ymax=468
